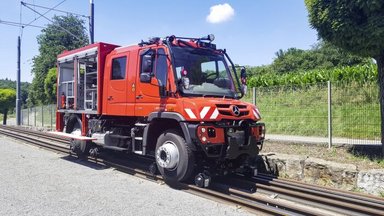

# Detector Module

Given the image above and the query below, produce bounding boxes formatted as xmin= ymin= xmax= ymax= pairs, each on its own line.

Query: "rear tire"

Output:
xmin=155 ymin=130 xmax=195 ymax=183
xmin=66 ymin=115 xmax=91 ymax=157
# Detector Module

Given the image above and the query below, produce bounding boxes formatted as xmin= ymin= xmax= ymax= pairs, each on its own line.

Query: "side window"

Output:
xmin=140 ymin=50 xmax=155 ymax=74
xmin=111 ymin=56 xmax=127 ymax=80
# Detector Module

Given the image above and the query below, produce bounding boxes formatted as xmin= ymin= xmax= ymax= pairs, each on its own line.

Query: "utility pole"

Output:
xmin=89 ymin=0 xmax=94 ymax=44
xmin=16 ymin=36 xmax=21 ymax=125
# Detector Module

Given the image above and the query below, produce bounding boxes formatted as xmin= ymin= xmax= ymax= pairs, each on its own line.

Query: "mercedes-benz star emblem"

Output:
xmin=232 ymin=105 xmax=240 ymax=116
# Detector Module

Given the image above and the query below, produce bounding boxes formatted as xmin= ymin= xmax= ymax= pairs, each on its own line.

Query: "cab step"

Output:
xmin=103 ymin=146 xmax=129 ymax=151
xmin=135 ymin=123 xmax=147 ymax=127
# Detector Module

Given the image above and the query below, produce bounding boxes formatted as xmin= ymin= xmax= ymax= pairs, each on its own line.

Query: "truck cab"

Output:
xmin=55 ymin=35 xmax=265 ymax=185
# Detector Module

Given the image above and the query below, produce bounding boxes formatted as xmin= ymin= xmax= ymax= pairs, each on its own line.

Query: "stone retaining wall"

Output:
xmin=260 ymin=153 xmax=384 ymax=196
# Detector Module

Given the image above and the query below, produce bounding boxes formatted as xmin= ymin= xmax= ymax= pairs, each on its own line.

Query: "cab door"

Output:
xmin=106 ymin=53 xmax=130 ymax=115
xmin=135 ymin=48 xmax=169 ymax=116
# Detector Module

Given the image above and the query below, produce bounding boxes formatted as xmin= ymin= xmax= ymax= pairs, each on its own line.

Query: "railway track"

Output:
xmin=1 ymin=125 xmax=383 ymax=215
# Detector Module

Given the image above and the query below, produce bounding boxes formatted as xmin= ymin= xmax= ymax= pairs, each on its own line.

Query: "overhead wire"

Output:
xmin=22 ymin=1 xmax=88 ymax=18
xmin=21 ymin=1 xmax=84 ymax=42
xmin=23 ymin=0 xmax=68 ymax=29
xmin=0 ymin=19 xmax=45 ymax=29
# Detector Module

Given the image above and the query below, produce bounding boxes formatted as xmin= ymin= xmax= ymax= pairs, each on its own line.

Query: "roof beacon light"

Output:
xmin=201 ymin=34 xmax=215 ymax=42
xmin=208 ymin=34 xmax=215 ymax=42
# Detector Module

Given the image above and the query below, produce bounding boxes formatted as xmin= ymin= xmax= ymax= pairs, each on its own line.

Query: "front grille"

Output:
xmin=216 ymin=104 xmax=249 ymax=117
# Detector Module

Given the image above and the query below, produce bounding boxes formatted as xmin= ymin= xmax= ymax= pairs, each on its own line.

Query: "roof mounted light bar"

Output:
xmin=168 ymin=34 xmax=215 ymax=43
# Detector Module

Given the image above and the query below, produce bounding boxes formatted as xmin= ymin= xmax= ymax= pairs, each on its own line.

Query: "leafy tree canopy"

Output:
xmin=305 ymin=0 xmax=384 ymax=58
xmin=44 ymin=68 xmax=57 ymax=104
xmin=0 ymin=88 xmax=16 ymax=112
xmin=0 ymin=79 xmax=30 ymax=107
xmin=29 ymin=14 xmax=89 ymax=104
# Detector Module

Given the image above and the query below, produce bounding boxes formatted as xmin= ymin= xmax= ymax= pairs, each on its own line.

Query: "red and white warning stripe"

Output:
xmin=200 ymin=106 xmax=219 ymax=119
xmin=253 ymin=108 xmax=261 ymax=119
xmin=185 ymin=106 xmax=220 ymax=120
xmin=184 ymin=108 xmax=197 ymax=119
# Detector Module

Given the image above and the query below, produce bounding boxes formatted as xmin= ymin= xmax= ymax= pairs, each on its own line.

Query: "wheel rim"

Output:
xmin=156 ymin=141 xmax=179 ymax=169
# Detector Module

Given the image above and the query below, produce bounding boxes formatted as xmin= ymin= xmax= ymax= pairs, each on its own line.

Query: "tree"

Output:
xmin=0 ymin=89 xmax=16 ymax=125
xmin=271 ymin=42 xmax=370 ymax=74
xmin=44 ymin=68 xmax=57 ymax=104
xmin=29 ymin=14 xmax=89 ymax=104
xmin=0 ymin=79 xmax=30 ymax=107
xmin=305 ymin=0 xmax=384 ymax=152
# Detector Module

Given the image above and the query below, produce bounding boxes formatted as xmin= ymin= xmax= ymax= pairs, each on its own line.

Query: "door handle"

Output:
xmin=136 ymin=95 xmax=143 ymax=99
xmin=107 ymin=96 xmax=113 ymax=100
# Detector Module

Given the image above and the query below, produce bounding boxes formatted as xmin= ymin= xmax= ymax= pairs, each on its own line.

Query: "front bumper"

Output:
xmin=188 ymin=121 xmax=265 ymax=159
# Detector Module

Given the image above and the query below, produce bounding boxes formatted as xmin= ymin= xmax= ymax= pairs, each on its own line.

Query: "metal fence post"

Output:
xmin=252 ymin=87 xmax=256 ymax=105
xmin=34 ymin=107 xmax=36 ymax=127
xmin=328 ymin=81 xmax=332 ymax=148
xmin=50 ymin=104 xmax=53 ymax=130
xmin=27 ymin=107 xmax=29 ymax=126
xmin=41 ymin=105 xmax=44 ymax=127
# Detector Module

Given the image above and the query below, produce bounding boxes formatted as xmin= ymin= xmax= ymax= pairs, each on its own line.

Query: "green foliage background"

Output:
xmin=0 ymin=88 xmax=16 ymax=113
xmin=44 ymin=68 xmax=57 ymax=104
xmin=248 ymin=63 xmax=377 ymax=88
xmin=0 ymin=79 xmax=30 ymax=107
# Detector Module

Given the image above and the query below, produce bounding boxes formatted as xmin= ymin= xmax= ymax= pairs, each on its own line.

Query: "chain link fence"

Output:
xmin=243 ymin=81 xmax=380 ymax=146
xmin=20 ymin=104 xmax=56 ymax=130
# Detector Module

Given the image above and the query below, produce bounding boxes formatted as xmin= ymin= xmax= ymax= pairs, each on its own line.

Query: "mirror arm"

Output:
xmin=224 ymin=51 xmax=244 ymax=99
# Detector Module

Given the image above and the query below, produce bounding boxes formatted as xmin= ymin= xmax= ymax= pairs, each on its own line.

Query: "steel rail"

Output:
xmin=257 ymin=173 xmax=384 ymax=205
xmin=226 ymin=175 xmax=384 ymax=216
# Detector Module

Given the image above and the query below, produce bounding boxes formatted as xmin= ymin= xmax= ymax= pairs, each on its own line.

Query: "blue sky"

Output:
xmin=0 ymin=0 xmax=318 ymax=83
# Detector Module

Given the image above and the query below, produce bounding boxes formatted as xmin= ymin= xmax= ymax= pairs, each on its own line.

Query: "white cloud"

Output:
xmin=206 ymin=3 xmax=235 ymax=24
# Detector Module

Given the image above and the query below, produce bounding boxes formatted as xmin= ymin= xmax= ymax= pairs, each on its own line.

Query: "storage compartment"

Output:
xmin=56 ymin=43 xmax=119 ymax=114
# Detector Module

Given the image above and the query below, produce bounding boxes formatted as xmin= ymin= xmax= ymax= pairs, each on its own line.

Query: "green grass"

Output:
xmin=244 ymin=82 xmax=380 ymax=140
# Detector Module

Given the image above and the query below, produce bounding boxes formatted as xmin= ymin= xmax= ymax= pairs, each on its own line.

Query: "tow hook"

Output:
xmin=195 ymin=172 xmax=211 ymax=188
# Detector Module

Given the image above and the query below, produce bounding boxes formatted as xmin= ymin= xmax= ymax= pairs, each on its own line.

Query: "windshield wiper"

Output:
xmin=202 ymin=94 xmax=233 ymax=99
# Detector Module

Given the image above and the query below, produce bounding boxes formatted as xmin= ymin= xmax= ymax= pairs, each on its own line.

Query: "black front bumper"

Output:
xmin=187 ymin=122 xmax=265 ymax=159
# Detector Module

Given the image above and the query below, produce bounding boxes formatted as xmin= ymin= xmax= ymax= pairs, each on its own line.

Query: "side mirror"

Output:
xmin=140 ymin=72 xmax=152 ymax=83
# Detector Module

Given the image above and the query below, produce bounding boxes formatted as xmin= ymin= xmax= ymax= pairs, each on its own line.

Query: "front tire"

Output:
xmin=155 ymin=130 xmax=195 ymax=183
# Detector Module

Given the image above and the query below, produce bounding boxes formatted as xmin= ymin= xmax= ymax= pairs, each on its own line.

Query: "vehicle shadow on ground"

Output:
xmin=60 ymin=155 xmax=108 ymax=170
xmin=347 ymin=144 xmax=384 ymax=160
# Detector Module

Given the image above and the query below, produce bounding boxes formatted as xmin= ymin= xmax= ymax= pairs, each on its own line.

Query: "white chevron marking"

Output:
xmin=185 ymin=108 xmax=197 ymax=119
xmin=210 ymin=108 xmax=219 ymax=119
xmin=200 ymin=106 xmax=211 ymax=118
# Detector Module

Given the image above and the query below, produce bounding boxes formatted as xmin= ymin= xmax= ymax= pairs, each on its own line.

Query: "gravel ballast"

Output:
xmin=0 ymin=136 xmax=253 ymax=216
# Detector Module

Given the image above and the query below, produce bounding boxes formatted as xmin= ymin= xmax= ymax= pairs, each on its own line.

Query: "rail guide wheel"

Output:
xmin=66 ymin=115 xmax=91 ymax=157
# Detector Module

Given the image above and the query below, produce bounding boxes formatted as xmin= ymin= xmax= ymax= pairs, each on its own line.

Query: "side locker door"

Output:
xmin=106 ymin=53 xmax=129 ymax=115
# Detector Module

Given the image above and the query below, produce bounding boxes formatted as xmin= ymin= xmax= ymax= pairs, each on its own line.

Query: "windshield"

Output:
xmin=172 ymin=46 xmax=237 ymax=98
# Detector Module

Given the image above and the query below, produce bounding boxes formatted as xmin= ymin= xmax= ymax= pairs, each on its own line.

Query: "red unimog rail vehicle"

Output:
xmin=55 ymin=35 xmax=265 ymax=186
